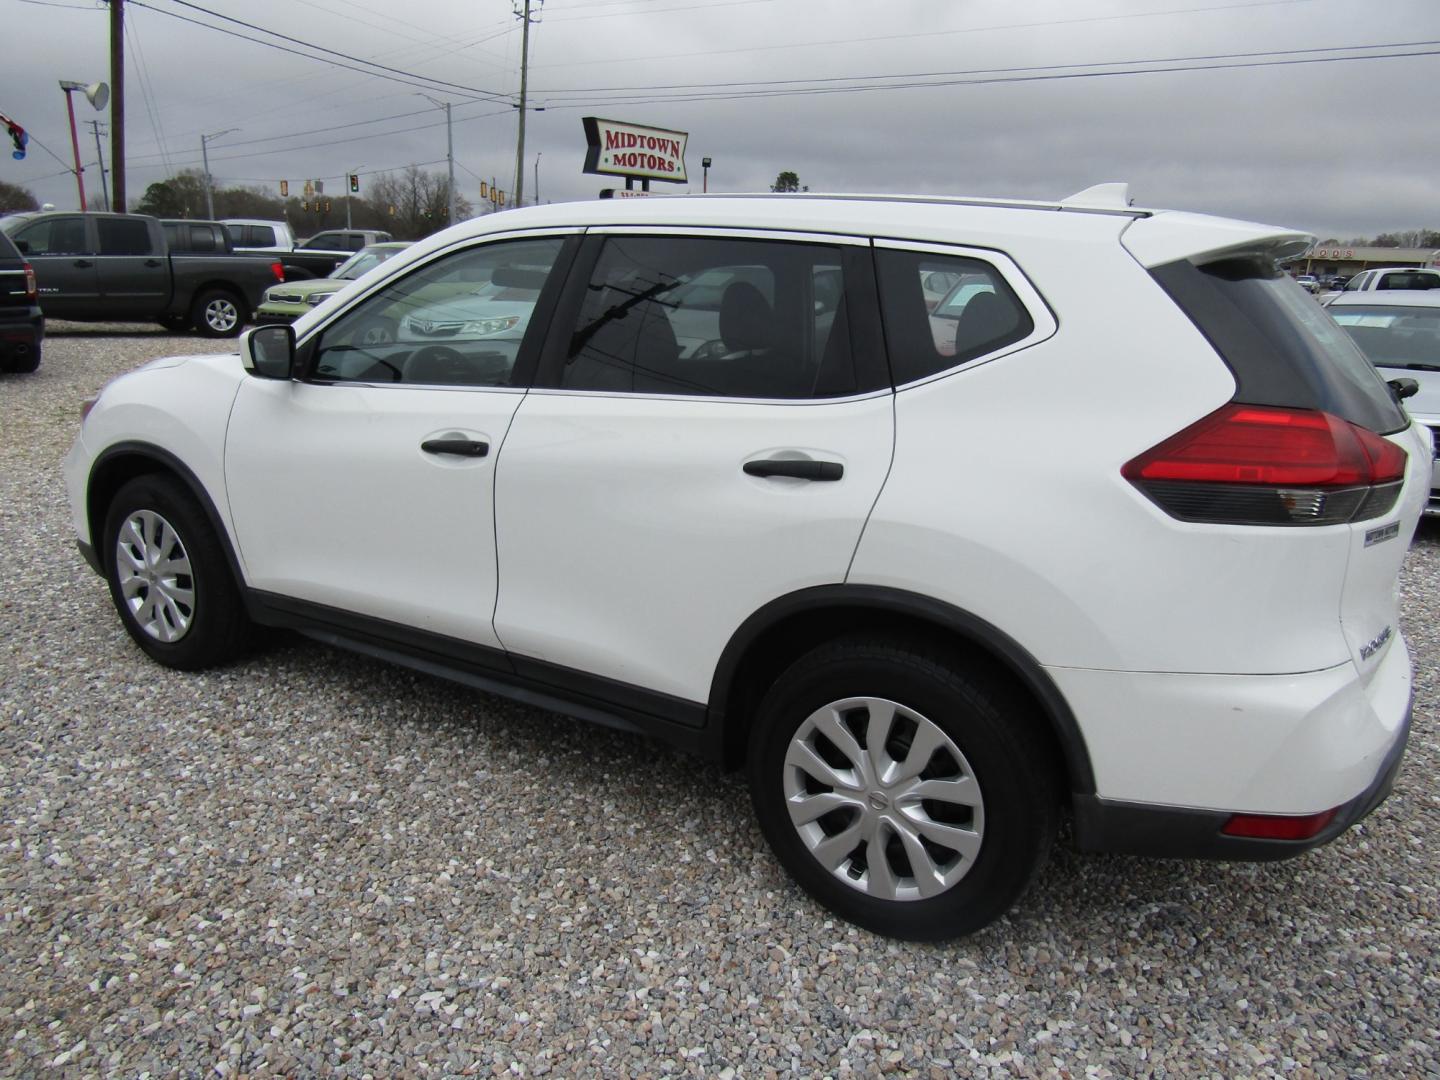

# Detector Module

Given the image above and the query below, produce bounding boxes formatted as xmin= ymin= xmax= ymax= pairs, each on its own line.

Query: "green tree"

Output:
xmin=0 ymin=179 xmax=38 ymax=213
xmin=134 ymin=169 xmax=209 ymax=218
xmin=770 ymin=170 xmax=806 ymax=193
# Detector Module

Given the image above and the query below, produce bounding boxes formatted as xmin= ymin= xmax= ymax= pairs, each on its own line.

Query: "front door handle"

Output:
xmin=421 ymin=438 xmax=489 ymax=457
xmin=743 ymin=459 xmax=844 ymax=481
xmin=144 ymin=258 xmax=163 ymax=268
xmin=73 ymin=259 xmax=94 ymax=268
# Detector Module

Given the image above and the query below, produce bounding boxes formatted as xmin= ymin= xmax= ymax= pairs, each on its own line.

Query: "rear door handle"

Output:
xmin=73 ymin=259 xmax=94 ymax=268
xmin=743 ymin=459 xmax=844 ymax=481
xmin=144 ymin=258 xmax=163 ymax=268
xmin=421 ymin=438 xmax=489 ymax=457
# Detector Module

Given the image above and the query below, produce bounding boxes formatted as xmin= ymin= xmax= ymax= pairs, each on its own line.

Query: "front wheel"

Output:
xmin=103 ymin=475 xmax=250 ymax=670
xmin=747 ymin=637 xmax=1058 ymax=940
xmin=190 ymin=289 xmax=247 ymax=337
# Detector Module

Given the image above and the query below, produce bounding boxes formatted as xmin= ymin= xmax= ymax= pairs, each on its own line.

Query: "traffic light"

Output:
xmin=349 ymin=174 xmax=359 ymax=194
xmin=323 ymin=200 xmax=331 ymax=212
xmin=480 ymin=181 xmax=488 ymax=199
xmin=280 ymin=180 xmax=289 ymax=197
xmin=302 ymin=200 xmax=309 ymax=211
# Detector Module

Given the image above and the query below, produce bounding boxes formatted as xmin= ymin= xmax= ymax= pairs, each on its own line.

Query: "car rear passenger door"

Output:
xmin=492 ymin=229 xmax=896 ymax=704
xmin=95 ymin=216 xmax=169 ymax=315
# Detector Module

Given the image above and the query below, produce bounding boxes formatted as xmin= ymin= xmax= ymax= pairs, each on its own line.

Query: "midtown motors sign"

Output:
xmin=583 ymin=117 xmax=689 ymax=183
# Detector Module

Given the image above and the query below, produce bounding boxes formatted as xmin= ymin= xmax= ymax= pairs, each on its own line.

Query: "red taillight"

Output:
xmin=23 ymin=263 xmax=36 ymax=301
xmin=1221 ymin=808 xmax=1337 ymax=840
xmin=271 ymin=261 xmax=285 ymax=283
xmin=1123 ymin=403 xmax=1407 ymax=525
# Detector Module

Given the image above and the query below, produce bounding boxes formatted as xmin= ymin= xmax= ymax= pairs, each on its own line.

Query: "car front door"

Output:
xmin=492 ymin=230 xmax=896 ymax=704
xmin=8 ymin=215 xmax=98 ymax=317
xmin=224 ymin=230 xmax=577 ymax=656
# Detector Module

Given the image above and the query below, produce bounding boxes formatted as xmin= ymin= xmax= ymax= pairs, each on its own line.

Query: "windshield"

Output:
xmin=333 ymin=246 xmax=403 ymax=280
xmin=1331 ymin=305 xmax=1440 ymax=369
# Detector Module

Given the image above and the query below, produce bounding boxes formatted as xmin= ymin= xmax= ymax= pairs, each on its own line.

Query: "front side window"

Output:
xmin=14 ymin=216 xmax=90 ymax=255
xmin=249 ymin=226 xmax=277 ymax=247
xmin=98 ymin=217 xmax=154 ymax=256
xmin=189 ymin=225 xmax=218 ymax=252
xmin=557 ymin=235 xmax=857 ymax=399
xmin=304 ymin=233 xmax=340 ymax=250
xmin=310 ymin=236 xmax=564 ymax=387
xmin=875 ymin=250 xmax=1035 ymax=384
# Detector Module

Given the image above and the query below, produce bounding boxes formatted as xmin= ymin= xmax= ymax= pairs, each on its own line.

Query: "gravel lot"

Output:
xmin=1 ymin=323 xmax=1438 ymax=1079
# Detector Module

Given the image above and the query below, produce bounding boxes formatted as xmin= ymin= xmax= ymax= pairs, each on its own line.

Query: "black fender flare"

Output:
xmin=706 ymin=584 xmax=1096 ymax=795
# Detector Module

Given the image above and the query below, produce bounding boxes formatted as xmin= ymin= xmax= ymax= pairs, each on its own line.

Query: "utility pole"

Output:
xmin=200 ymin=128 xmax=237 ymax=219
xmin=514 ymin=0 xmax=542 ymax=207
xmin=445 ymin=101 xmax=456 ymax=224
xmin=109 ymin=0 xmax=125 ymax=211
xmin=88 ymin=120 xmax=111 ymax=211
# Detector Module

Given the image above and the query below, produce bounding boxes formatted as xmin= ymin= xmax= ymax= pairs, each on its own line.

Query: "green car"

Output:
xmin=254 ymin=242 xmax=411 ymax=325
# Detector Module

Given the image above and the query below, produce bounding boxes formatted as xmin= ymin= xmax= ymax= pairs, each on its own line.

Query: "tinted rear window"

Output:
xmin=0 ymin=230 xmax=20 ymax=261
xmin=1152 ymin=256 xmax=1406 ymax=434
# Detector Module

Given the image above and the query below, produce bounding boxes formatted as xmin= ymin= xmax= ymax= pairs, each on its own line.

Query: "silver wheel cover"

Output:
xmin=204 ymin=297 xmax=238 ymax=332
xmin=114 ymin=509 xmax=195 ymax=642
xmin=783 ymin=696 xmax=985 ymax=901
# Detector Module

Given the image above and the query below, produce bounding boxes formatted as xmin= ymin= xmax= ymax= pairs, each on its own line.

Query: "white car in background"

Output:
xmin=1329 ymin=290 xmax=1440 ymax=514
xmin=1320 ymin=265 xmax=1440 ymax=304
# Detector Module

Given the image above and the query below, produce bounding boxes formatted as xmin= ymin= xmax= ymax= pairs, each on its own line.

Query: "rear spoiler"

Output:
xmin=1121 ymin=210 xmax=1313 ymax=269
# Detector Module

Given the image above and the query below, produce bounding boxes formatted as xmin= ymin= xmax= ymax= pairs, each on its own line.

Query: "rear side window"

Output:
xmin=874 ymin=250 xmax=1034 ymax=384
xmin=247 ymin=226 xmax=277 ymax=247
xmin=98 ymin=217 xmax=154 ymax=256
xmin=1152 ymin=257 xmax=1407 ymax=434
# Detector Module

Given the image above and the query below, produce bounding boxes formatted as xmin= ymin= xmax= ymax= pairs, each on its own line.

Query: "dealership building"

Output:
xmin=1293 ymin=244 xmax=1440 ymax=279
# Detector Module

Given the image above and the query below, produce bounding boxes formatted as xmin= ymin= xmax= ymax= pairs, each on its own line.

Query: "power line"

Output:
xmin=533 ymin=44 xmax=1440 ymax=108
xmin=152 ymin=0 xmax=513 ymax=102
xmin=534 ymin=36 xmax=1440 ymax=96
xmin=126 ymin=0 xmax=513 ymax=102
xmin=526 ymin=0 xmax=1316 ymax=74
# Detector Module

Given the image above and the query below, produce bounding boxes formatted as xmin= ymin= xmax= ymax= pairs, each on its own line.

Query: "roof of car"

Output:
xmin=414 ymin=191 xmax=1309 ymax=272
xmin=1329 ymin=291 xmax=1440 ymax=308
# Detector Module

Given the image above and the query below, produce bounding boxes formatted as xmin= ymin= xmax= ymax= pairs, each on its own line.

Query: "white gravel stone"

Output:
xmin=1 ymin=322 xmax=1437 ymax=1077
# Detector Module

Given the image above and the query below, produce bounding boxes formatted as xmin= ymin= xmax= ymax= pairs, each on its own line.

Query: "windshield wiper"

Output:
xmin=1382 ymin=362 xmax=1440 ymax=372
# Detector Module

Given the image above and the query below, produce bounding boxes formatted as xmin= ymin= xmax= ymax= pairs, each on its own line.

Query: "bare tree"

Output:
xmin=368 ymin=166 xmax=473 ymax=239
xmin=0 ymin=180 xmax=39 ymax=214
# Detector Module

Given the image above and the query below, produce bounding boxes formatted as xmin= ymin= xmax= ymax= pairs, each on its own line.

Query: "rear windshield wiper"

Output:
xmin=1382 ymin=362 xmax=1440 ymax=372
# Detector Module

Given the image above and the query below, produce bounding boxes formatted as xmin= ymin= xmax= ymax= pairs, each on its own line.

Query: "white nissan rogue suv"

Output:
xmin=65 ymin=188 xmax=1424 ymax=940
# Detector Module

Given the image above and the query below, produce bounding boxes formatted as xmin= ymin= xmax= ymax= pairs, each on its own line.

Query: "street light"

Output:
xmin=702 ymin=156 xmax=712 ymax=194
xmin=58 ymin=80 xmax=108 ymax=210
xmin=416 ymin=94 xmax=457 ymax=226
xmin=200 ymin=127 xmax=239 ymax=220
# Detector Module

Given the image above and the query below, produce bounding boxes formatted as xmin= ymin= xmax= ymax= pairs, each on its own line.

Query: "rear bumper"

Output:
xmin=1072 ymin=698 xmax=1410 ymax=859
xmin=0 ymin=310 xmax=44 ymax=359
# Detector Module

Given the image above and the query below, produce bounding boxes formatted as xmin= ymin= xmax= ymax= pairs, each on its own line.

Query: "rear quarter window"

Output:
xmin=874 ymin=249 xmax=1036 ymax=385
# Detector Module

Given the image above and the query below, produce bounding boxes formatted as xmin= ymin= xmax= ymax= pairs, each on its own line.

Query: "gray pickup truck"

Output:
xmin=0 ymin=211 xmax=284 ymax=337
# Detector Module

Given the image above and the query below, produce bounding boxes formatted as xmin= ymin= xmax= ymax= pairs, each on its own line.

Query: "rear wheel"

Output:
xmin=747 ymin=636 xmax=1057 ymax=940
xmin=103 ymin=475 xmax=250 ymax=670
xmin=190 ymin=289 xmax=247 ymax=337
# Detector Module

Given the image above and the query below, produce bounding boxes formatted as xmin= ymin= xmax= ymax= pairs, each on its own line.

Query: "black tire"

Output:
xmin=2 ymin=342 xmax=40 ymax=374
xmin=157 ymin=315 xmax=191 ymax=333
xmin=102 ymin=475 xmax=250 ymax=670
xmin=746 ymin=636 xmax=1058 ymax=941
xmin=190 ymin=289 xmax=247 ymax=338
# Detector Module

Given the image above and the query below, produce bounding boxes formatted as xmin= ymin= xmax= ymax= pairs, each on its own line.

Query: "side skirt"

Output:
xmin=245 ymin=590 xmax=713 ymax=756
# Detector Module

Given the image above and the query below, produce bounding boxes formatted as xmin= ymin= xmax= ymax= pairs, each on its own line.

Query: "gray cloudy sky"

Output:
xmin=4 ymin=0 xmax=1438 ymax=238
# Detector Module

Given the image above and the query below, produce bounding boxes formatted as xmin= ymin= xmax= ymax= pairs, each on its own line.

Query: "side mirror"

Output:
xmin=1388 ymin=377 xmax=1420 ymax=401
xmin=240 ymin=324 xmax=296 ymax=380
